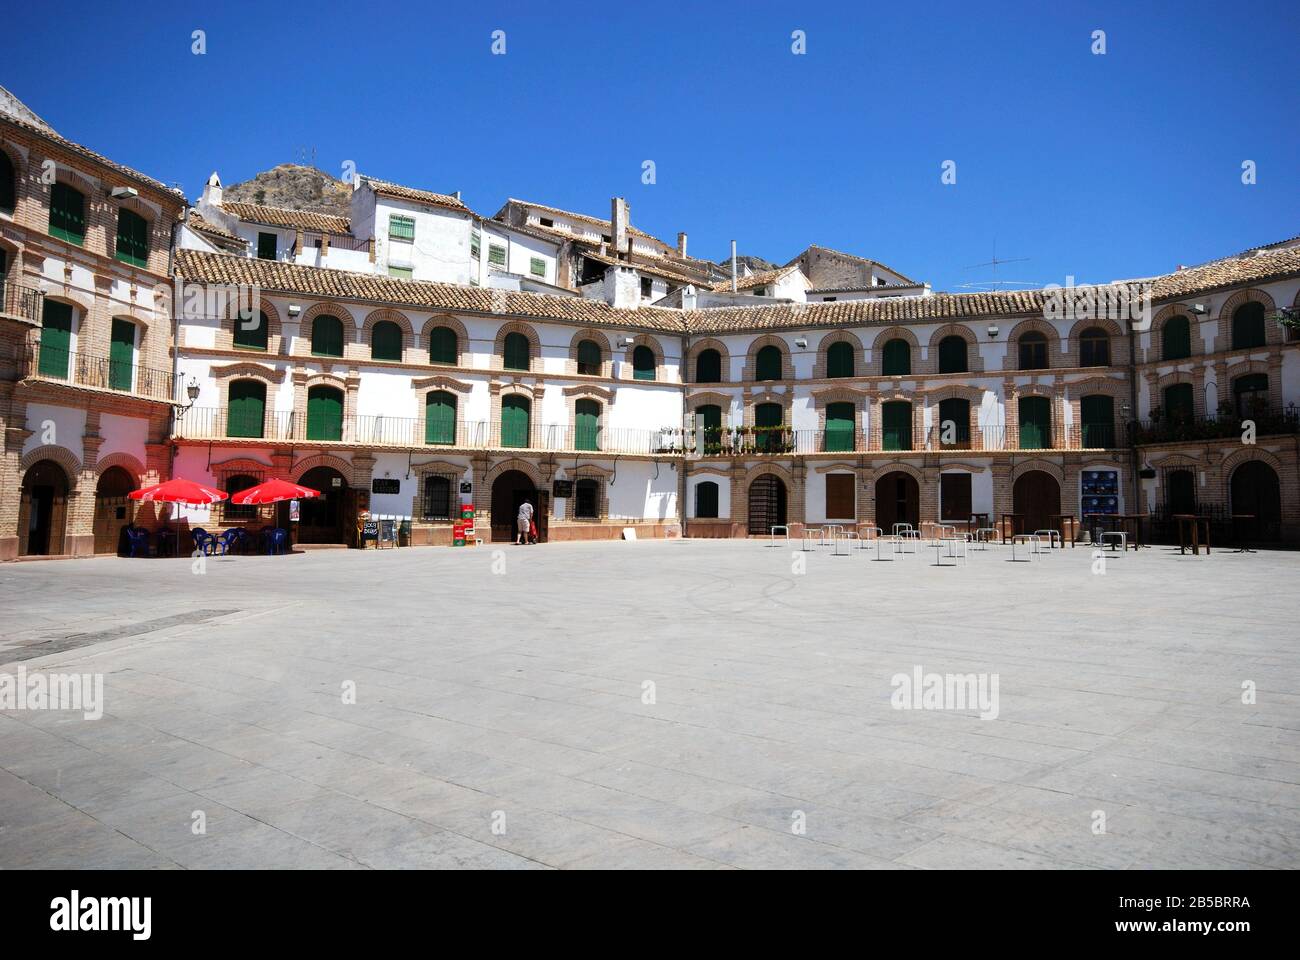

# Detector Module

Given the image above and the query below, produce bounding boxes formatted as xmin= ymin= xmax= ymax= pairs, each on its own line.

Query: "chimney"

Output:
xmin=202 ymin=171 xmax=223 ymax=207
xmin=611 ymin=197 xmax=629 ymax=261
xmin=677 ymin=232 xmax=688 ymax=258
xmin=730 ymin=240 xmax=738 ymax=293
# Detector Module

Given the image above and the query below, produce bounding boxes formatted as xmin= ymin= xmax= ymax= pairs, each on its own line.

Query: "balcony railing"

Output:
xmin=1 ymin=280 xmax=44 ymax=324
xmin=1131 ymin=406 xmax=1299 ymax=445
xmin=22 ymin=343 xmax=174 ymax=401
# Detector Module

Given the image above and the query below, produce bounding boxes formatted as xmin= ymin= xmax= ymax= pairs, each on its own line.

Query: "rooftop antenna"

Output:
xmin=958 ymin=240 xmax=1034 ymax=291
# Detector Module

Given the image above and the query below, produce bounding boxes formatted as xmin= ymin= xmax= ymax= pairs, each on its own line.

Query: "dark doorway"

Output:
xmin=1013 ymin=470 xmax=1062 ymax=534
xmin=1230 ymin=461 xmax=1282 ymax=540
xmin=94 ymin=465 xmax=136 ymax=554
xmin=1166 ymin=469 xmax=1197 ymax=516
xmin=297 ymin=466 xmax=349 ymax=543
xmin=21 ymin=460 xmax=70 ymax=556
xmin=747 ymin=474 xmax=787 ymax=535
xmin=874 ymin=470 xmax=919 ymax=532
xmin=491 ymin=469 xmax=539 ymax=542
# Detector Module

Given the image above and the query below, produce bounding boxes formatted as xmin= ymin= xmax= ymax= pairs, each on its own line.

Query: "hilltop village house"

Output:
xmin=3 ymin=87 xmax=1299 ymax=557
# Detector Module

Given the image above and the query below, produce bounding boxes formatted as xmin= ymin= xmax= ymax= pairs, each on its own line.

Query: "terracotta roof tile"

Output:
xmin=362 ymin=176 xmax=469 ymax=213
xmin=1 ymin=115 xmax=182 ymax=201
xmin=220 ymin=201 xmax=352 ymax=234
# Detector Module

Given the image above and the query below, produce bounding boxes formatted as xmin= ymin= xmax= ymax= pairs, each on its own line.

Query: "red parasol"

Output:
xmin=229 ymin=477 xmax=320 ymax=505
xmin=129 ymin=478 xmax=227 ymax=505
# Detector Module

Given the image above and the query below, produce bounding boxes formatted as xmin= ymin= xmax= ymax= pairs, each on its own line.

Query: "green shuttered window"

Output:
xmin=755 ymin=345 xmax=782 ymax=381
xmin=39 ymin=300 xmax=73 ymax=378
xmin=503 ymin=332 xmax=529 ymax=371
xmin=306 ymin=386 xmax=343 ymax=441
xmin=881 ymin=339 xmax=910 ymax=376
xmin=234 ymin=310 xmax=269 ymax=351
xmin=114 ymin=209 xmax=149 ymax=267
xmin=632 ymin=345 xmax=655 ymax=381
xmin=108 ymin=318 xmax=135 ymax=391
xmin=227 ymin=380 xmax=266 ymax=438
xmin=425 ymin=391 xmax=456 ymax=445
xmin=49 ymin=183 xmax=85 ymax=245
xmin=575 ymin=399 xmax=600 ymax=450
xmin=429 ymin=326 xmax=457 ymax=364
xmin=501 ymin=395 xmax=530 ymax=448
xmin=1080 ymin=395 xmax=1114 ymax=448
xmin=882 ymin=401 xmax=911 ymax=451
xmin=371 ymin=320 xmax=402 ymax=361
xmin=1019 ymin=396 xmax=1052 ymax=449
xmin=311 ymin=315 xmax=344 ymax=357
xmin=824 ymin=402 xmax=855 ymax=452
xmin=826 ymin=341 xmax=854 ymax=378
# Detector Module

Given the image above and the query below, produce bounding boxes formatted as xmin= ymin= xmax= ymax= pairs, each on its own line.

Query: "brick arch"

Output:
xmin=1155 ymin=369 xmax=1196 ymax=391
xmin=418 ymin=314 xmax=470 ymax=366
xmin=1219 ymin=446 xmax=1285 ymax=510
xmin=1218 ymin=287 xmax=1280 ymax=349
xmin=1148 ymin=451 xmax=1204 ymax=469
xmin=94 ymin=452 xmax=147 ymax=488
xmin=298 ymin=302 xmax=356 ymax=357
xmin=813 ymin=329 xmax=864 ymax=379
xmin=41 ymin=290 xmax=92 ymax=320
xmin=20 ymin=444 xmax=82 ymax=486
xmin=622 ymin=333 xmax=667 ymax=381
xmin=923 ymin=383 xmax=984 ymax=403
xmin=871 ymin=461 xmax=924 ymax=485
xmin=291 ymin=454 xmax=354 ymax=486
xmin=218 ymin=296 xmax=283 ymax=354
xmin=687 ymin=337 xmax=731 ymax=383
xmin=743 ymin=462 xmax=795 ymax=489
xmin=212 ymin=360 xmax=286 ymax=384
xmin=568 ymin=327 xmax=613 ymax=377
xmin=492 ymin=320 xmax=540 ymax=372
xmin=925 ymin=324 xmax=984 ymax=374
xmin=742 ymin=333 xmax=794 ymax=381
xmin=1011 ymin=459 xmax=1064 ymax=484
xmin=811 ymin=386 xmax=867 ymax=444
xmin=304 ymin=371 xmax=348 ymax=392
xmin=745 ymin=388 xmax=792 ymax=428
xmin=361 ymin=307 xmax=414 ymax=353
xmin=870 ymin=326 xmax=919 ymax=376
xmin=1003 ymin=317 xmax=1062 ymax=369
xmin=484 ymin=457 xmax=542 ymax=489
xmin=1147 ymin=303 xmax=1206 ymax=361
xmin=0 ymin=138 xmax=24 ymax=211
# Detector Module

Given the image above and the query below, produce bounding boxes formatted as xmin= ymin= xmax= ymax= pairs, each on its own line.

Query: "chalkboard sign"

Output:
xmin=379 ymin=519 xmax=396 ymax=542
xmin=553 ymin=480 xmax=573 ymax=498
xmin=361 ymin=520 xmax=379 ymax=542
xmin=372 ymin=478 xmax=401 ymax=495
xmin=459 ymin=481 xmax=473 ymax=494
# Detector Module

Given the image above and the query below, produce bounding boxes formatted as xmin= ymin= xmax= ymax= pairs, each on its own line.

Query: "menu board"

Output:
xmin=1081 ymin=470 xmax=1119 ymax=516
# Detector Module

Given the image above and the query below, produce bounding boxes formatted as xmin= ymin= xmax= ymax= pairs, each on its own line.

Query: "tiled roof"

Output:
xmin=173 ymin=249 xmax=689 ymax=333
xmin=187 ymin=212 xmax=240 ymax=242
xmin=1 ymin=114 xmax=183 ymax=200
xmin=504 ymin=199 xmax=663 ymax=243
xmin=788 ymin=244 xmax=921 ymax=287
xmin=709 ymin=265 xmax=801 ymax=293
xmin=361 ymin=176 xmax=469 ymax=213
xmin=578 ymin=248 xmax=701 ymax=286
xmin=220 ymin=201 xmax=352 ymax=235
xmin=172 ymin=244 xmax=1300 ymax=337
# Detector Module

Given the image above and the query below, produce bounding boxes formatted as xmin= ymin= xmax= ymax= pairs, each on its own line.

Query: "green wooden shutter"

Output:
xmin=756 ymin=345 xmax=782 ymax=381
xmin=697 ymin=404 xmax=722 ymax=454
xmin=108 ymin=318 xmax=135 ymax=391
xmin=1163 ymin=383 xmax=1194 ymax=423
xmin=429 ymin=326 xmax=457 ymax=364
xmin=0 ymin=151 xmax=14 ymax=212
xmin=882 ymin=401 xmax=911 ymax=450
xmin=632 ymin=345 xmax=655 ymax=380
xmin=257 ymin=232 xmax=278 ymax=260
xmin=388 ymin=215 xmax=415 ymax=240
xmin=49 ymin=184 xmax=85 ymax=245
xmin=39 ymin=300 xmax=73 ymax=378
xmin=938 ymin=336 xmax=967 ymax=374
xmin=755 ymin=401 xmax=783 ymax=453
xmin=306 ymin=386 xmax=343 ymax=440
xmin=824 ymin=402 xmax=855 ymax=452
xmin=371 ymin=321 xmax=402 ymax=360
xmin=826 ymin=341 xmax=854 ymax=378
xmin=577 ymin=339 xmax=601 ymax=375
xmin=1080 ymin=395 xmax=1114 ymax=448
xmin=695 ymin=349 xmax=721 ymax=383
xmin=1231 ymin=303 xmax=1266 ymax=350
xmin=503 ymin=332 xmax=529 ymax=371
xmin=881 ymin=339 xmax=910 ymax=376
xmin=501 ymin=395 xmax=530 ymax=447
xmin=425 ymin=391 xmax=456 ymax=444
xmin=234 ymin=310 xmax=269 ymax=351
xmin=312 ymin=315 xmax=344 ymax=357
xmin=695 ymin=481 xmax=719 ymax=518
xmin=227 ymin=380 xmax=266 ymax=438
xmin=114 ymin=209 xmax=149 ymax=267
xmin=575 ymin=399 xmax=600 ymax=450
xmin=1162 ymin=316 xmax=1191 ymax=360
xmin=937 ymin=398 xmax=970 ymax=447
xmin=1019 ymin=396 xmax=1052 ymax=449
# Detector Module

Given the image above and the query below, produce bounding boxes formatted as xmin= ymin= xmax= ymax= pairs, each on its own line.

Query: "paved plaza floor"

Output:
xmin=1 ymin=537 xmax=1297 ymax=869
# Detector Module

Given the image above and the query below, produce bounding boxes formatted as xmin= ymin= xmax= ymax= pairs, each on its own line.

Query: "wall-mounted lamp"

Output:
xmin=987 ymin=324 xmax=1000 ymax=339
xmin=173 ymin=377 xmax=201 ymax=417
xmin=110 ymin=186 xmax=138 ymax=200
xmin=620 ymin=336 xmax=635 ymax=347
xmin=1189 ymin=303 xmax=1209 ymax=316
xmin=794 ymin=337 xmax=808 ymax=349
xmin=287 ymin=304 xmax=302 ymax=317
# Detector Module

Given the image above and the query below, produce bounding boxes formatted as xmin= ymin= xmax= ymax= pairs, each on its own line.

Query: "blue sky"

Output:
xmin=6 ymin=0 xmax=1298 ymax=290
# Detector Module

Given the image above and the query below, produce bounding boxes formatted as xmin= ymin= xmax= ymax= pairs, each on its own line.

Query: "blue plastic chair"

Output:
xmin=215 ymin=529 xmax=242 ymax=556
xmin=190 ymin=528 xmax=217 ymax=556
xmin=268 ymin=528 xmax=289 ymax=555
xmin=125 ymin=527 xmax=151 ymax=558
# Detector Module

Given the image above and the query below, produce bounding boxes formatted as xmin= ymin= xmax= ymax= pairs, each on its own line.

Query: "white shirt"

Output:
xmin=518 ymin=502 xmax=534 ymax=522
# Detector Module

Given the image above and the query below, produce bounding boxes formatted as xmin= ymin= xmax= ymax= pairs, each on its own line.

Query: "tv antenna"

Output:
xmin=958 ymin=241 xmax=1034 ymax=291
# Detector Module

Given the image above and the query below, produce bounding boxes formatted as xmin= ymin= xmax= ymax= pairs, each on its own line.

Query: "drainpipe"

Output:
xmin=1126 ymin=319 xmax=1141 ymax=515
xmin=730 ymin=241 xmax=737 ymax=293
xmin=679 ymin=332 xmax=689 ymax=531
xmin=167 ymin=210 xmax=184 ymax=483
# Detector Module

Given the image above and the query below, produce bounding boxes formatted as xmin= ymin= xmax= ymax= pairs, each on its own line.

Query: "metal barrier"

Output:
xmin=768 ymin=525 xmax=789 ymax=547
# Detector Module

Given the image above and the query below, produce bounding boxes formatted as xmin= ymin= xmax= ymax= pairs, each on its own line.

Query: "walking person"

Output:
xmin=517 ymin=498 xmax=534 ymax=545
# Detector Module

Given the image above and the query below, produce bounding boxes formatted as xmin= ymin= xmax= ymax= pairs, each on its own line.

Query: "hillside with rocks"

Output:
xmin=223 ymin=164 xmax=351 ymax=217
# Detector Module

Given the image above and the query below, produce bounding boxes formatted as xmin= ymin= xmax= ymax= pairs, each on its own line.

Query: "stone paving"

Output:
xmin=1 ymin=537 xmax=1297 ymax=870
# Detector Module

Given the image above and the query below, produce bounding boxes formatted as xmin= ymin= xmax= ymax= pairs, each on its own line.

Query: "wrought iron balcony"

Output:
xmin=22 ymin=343 xmax=174 ymax=401
xmin=1 ymin=280 xmax=44 ymax=325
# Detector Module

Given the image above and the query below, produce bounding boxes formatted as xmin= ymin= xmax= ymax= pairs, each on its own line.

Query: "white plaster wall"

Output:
xmin=23 ymin=404 xmax=86 ymax=463
xmin=99 ymin=413 xmax=150 ymax=463
xmin=687 ymin=472 xmax=731 ymax=519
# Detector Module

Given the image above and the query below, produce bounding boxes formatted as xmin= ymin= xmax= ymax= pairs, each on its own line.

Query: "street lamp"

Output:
xmin=173 ymin=377 xmax=200 ymax=417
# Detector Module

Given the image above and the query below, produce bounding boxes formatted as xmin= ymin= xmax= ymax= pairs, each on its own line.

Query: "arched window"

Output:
xmin=695 ymin=348 xmax=721 ymax=383
xmin=754 ymin=401 xmax=784 ymax=453
xmin=755 ymin=344 xmax=783 ymax=381
xmin=234 ymin=310 xmax=269 ymax=351
xmin=577 ymin=339 xmax=602 ymax=376
xmin=1018 ymin=331 xmax=1049 ymax=370
xmin=501 ymin=395 xmax=530 ymax=447
xmin=1018 ymin=396 xmax=1052 ymax=449
xmin=695 ymin=481 xmax=719 ymax=518
xmin=429 ymin=325 xmax=458 ymax=365
xmin=1232 ymin=373 xmax=1269 ymax=418
xmin=503 ymin=331 xmax=530 ymax=371
xmin=115 ymin=208 xmax=149 ymax=267
xmin=881 ymin=400 xmax=912 ymax=450
xmin=227 ymin=380 xmax=266 ymax=438
xmin=826 ymin=341 xmax=854 ymax=378
xmin=422 ymin=475 xmax=453 ymax=520
xmin=224 ymin=474 xmax=260 ymax=521
xmin=425 ymin=391 xmax=456 ymax=445
xmin=1231 ymin=302 xmax=1266 ymax=350
xmin=371 ymin=320 xmax=403 ymax=361
xmin=1162 ymin=383 xmax=1194 ymax=424
xmin=632 ymin=344 xmax=656 ymax=381
xmin=1080 ymin=395 xmax=1114 ymax=448
xmin=881 ymin=339 xmax=910 ymax=376
xmin=696 ymin=403 xmax=722 ymax=454
xmin=49 ymin=183 xmax=85 ymax=245
xmin=108 ymin=318 xmax=136 ymax=391
xmin=1078 ymin=327 xmax=1110 ymax=367
xmin=311 ymin=315 xmax=344 ymax=357
xmin=937 ymin=335 xmax=967 ymax=374
xmin=0 ymin=150 xmax=15 ymax=213
xmin=1162 ymin=315 xmax=1191 ymax=360
xmin=575 ymin=398 xmax=601 ymax=450
xmin=306 ymin=385 xmax=343 ymax=440
xmin=574 ymin=478 xmax=600 ymax=519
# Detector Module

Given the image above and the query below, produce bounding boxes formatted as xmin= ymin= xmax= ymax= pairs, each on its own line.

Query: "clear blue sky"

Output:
xmin=6 ymin=0 xmax=1298 ymax=290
